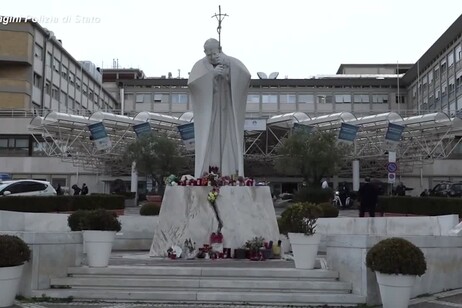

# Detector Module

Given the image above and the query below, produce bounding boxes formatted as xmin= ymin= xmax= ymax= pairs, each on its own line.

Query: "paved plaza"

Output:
xmin=11 ymin=208 xmax=462 ymax=308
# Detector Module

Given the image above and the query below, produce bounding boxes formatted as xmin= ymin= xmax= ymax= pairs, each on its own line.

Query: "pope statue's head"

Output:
xmin=204 ymin=38 xmax=222 ymax=66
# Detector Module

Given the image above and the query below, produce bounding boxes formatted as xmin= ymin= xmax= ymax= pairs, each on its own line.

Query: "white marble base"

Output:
xmin=149 ymin=186 xmax=279 ymax=256
xmin=0 ymin=210 xmax=157 ymax=251
xmin=449 ymin=221 xmax=462 ymax=235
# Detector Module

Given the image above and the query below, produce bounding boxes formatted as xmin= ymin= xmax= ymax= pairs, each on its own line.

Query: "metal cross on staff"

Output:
xmin=211 ymin=5 xmax=228 ymax=50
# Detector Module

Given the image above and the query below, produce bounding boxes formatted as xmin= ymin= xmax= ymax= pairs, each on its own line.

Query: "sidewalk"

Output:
xmin=13 ymin=288 xmax=462 ymax=307
xmin=407 ymin=289 xmax=462 ymax=307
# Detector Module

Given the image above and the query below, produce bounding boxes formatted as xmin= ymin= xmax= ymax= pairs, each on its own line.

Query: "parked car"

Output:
xmin=274 ymin=193 xmax=295 ymax=208
xmin=0 ymin=179 xmax=57 ymax=197
xmin=429 ymin=181 xmax=462 ymax=197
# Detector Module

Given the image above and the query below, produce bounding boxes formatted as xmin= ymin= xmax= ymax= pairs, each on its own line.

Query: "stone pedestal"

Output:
xmin=149 ymin=186 xmax=279 ymax=257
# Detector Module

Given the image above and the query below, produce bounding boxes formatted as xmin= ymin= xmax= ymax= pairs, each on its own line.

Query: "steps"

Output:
xmin=36 ymin=264 xmax=366 ymax=306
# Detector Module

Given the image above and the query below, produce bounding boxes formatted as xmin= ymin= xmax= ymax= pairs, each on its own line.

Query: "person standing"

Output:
xmin=188 ymin=38 xmax=251 ymax=178
xmin=56 ymin=184 xmax=63 ymax=195
xmin=395 ymin=182 xmax=406 ymax=196
xmin=72 ymin=184 xmax=81 ymax=196
xmin=81 ymin=183 xmax=89 ymax=196
xmin=358 ymin=177 xmax=379 ymax=217
xmin=338 ymin=181 xmax=350 ymax=208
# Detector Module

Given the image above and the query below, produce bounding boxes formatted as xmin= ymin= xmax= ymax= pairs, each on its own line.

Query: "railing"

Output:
xmin=0 ymin=107 xmax=453 ymax=119
xmin=0 ymin=109 xmax=37 ymax=117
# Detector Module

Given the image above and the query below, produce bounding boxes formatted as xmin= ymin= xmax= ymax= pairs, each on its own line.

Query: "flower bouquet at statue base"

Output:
xmin=210 ymin=232 xmax=224 ymax=258
xmin=183 ymin=238 xmax=197 ymax=260
xmin=166 ymin=245 xmax=182 ymax=260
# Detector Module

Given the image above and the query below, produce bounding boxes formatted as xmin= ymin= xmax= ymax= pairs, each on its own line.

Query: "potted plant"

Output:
xmin=245 ymin=236 xmax=265 ymax=260
xmin=0 ymin=234 xmax=31 ymax=307
xmin=279 ymin=202 xmax=323 ymax=269
xmin=68 ymin=209 xmax=122 ymax=267
xmin=366 ymin=237 xmax=427 ymax=308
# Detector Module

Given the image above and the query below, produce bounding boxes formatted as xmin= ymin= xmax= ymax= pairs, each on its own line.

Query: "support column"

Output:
xmin=388 ymin=152 xmax=396 ymax=194
xmin=119 ymin=86 xmax=125 ymax=115
xmin=352 ymin=160 xmax=360 ymax=191
xmin=130 ymin=161 xmax=138 ymax=193
xmin=333 ymin=175 xmax=339 ymax=191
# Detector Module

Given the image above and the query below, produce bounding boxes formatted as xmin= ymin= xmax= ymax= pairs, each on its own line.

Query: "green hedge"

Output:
xmin=0 ymin=195 xmax=124 ymax=213
xmin=378 ymin=196 xmax=462 ymax=217
xmin=317 ymin=202 xmax=340 ymax=217
xmin=294 ymin=187 xmax=334 ymax=204
xmin=113 ymin=192 xmax=136 ymax=199
xmin=92 ymin=192 xmax=136 ymax=200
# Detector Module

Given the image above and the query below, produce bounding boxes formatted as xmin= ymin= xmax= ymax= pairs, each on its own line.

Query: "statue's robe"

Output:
xmin=188 ymin=53 xmax=250 ymax=177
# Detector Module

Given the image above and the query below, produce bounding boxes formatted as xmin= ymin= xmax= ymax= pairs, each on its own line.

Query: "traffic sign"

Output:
xmin=388 ymin=173 xmax=396 ymax=184
xmin=386 ymin=162 xmax=398 ymax=173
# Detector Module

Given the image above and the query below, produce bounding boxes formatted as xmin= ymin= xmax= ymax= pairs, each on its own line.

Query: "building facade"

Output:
xmin=0 ymin=20 xmax=119 ymax=191
xmin=1 ymin=15 xmax=462 ymax=195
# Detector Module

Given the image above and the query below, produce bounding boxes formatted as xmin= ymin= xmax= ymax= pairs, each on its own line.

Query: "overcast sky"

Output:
xmin=4 ymin=0 xmax=462 ymax=78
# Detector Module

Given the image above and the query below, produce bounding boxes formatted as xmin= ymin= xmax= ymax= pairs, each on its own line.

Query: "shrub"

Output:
xmin=0 ymin=234 xmax=31 ymax=267
xmin=279 ymin=202 xmax=322 ymax=236
xmin=294 ymin=187 xmax=333 ymax=204
xmin=366 ymin=237 xmax=427 ymax=276
xmin=318 ymin=202 xmax=339 ymax=217
xmin=67 ymin=209 xmax=89 ymax=231
xmin=68 ymin=209 xmax=122 ymax=232
xmin=139 ymin=202 xmax=161 ymax=216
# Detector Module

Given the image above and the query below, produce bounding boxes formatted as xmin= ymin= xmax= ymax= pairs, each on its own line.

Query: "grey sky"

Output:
xmin=4 ymin=0 xmax=462 ymax=78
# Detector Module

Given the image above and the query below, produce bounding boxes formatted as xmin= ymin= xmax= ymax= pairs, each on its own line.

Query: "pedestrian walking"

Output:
xmin=358 ymin=177 xmax=379 ymax=217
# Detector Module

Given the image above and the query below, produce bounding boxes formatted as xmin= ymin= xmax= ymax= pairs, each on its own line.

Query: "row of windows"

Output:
xmin=412 ymin=73 xmax=462 ymax=102
xmin=34 ymin=73 xmax=111 ymax=110
xmin=414 ymin=42 xmax=462 ymax=95
xmin=420 ymin=94 xmax=462 ymax=112
xmin=0 ymin=135 xmax=49 ymax=157
xmin=128 ymin=93 xmax=394 ymax=104
xmin=415 ymin=71 xmax=462 ymax=94
xmin=33 ymin=43 xmax=112 ymax=108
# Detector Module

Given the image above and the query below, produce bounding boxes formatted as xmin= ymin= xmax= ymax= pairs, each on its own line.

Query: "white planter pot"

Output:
xmin=376 ymin=272 xmax=416 ymax=308
xmin=83 ymin=231 xmax=116 ymax=268
xmin=288 ymin=232 xmax=321 ymax=269
xmin=0 ymin=264 xmax=24 ymax=307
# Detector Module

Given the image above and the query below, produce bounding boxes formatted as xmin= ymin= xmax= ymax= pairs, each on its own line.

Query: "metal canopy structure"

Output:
xmin=397 ymin=113 xmax=460 ymax=165
xmin=29 ymin=110 xmax=462 ymax=177
xmin=298 ymin=112 xmax=357 ymax=130
xmin=245 ymin=112 xmax=312 ymax=158
xmin=267 ymin=112 xmax=311 ymax=128
xmin=29 ymin=111 xmax=189 ymax=173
